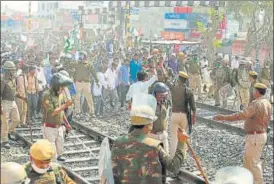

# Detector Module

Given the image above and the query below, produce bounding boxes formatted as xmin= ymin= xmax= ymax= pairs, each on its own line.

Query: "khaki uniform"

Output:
xmin=168 ymin=83 xmax=196 ymax=158
xmin=220 ymin=97 xmax=272 ymax=184
xmin=16 ymin=74 xmax=28 ymax=125
xmin=42 ymin=90 xmax=66 ymax=161
xmin=25 ymin=162 xmax=76 ymax=184
xmin=236 ymin=68 xmax=251 ymax=108
xmin=1 ymin=78 xmax=20 ymax=142
xmin=70 ymin=62 xmax=98 ymax=115
xmin=187 ymin=61 xmax=202 ymax=96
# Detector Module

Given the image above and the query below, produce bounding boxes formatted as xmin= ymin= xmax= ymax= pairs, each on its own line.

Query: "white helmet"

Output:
xmin=1 ymin=162 xmax=30 ymax=184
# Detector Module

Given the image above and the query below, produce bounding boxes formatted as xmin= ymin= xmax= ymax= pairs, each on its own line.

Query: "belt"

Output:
xmin=44 ymin=122 xmax=60 ymax=128
xmin=76 ymin=80 xmax=89 ymax=83
xmin=247 ymin=131 xmax=265 ymax=135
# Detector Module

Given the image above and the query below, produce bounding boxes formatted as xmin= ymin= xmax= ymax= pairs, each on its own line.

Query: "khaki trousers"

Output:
xmin=244 ymin=133 xmax=267 ymax=184
xmin=237 ymin=86 xmax=250 ymax=109
xmin=75 ymin=82 xmax=94 ymax=115
xmin=15 ymin=98 xmax=27 ymax=125
xmin=1 ymin=112 xmax=8 ymax=142
xmin=189 ymin=73 xmax=202 ymax=96
xmin=148 ymin=130 xmax=169 ymax=154
xmin=42 ymin=125 xmax=64 ymax=161
xmin=170 ymin=112 xmax=188 ymax=158
xmin=2 ymin=100 xmax=20 ymax=134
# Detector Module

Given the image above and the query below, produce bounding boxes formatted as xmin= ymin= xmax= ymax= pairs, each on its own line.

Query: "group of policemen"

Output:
xmin=1 ymin=39 xmax=273 ymax=184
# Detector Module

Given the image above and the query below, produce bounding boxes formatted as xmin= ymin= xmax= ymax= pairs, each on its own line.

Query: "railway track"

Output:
xmin=14 ymin=119 xmax=206 ymax=184
xmin=195 ymin=102 xmax=273 ymax=144
xmin=8 ymin=101 xmax=273 ymax=183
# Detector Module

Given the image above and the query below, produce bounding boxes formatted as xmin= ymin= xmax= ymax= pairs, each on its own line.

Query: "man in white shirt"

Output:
xmin=104 ymin=62 xmax=119 ymax=110
xmin=231 ymin=56 xmax=240 ymax=70
xmin=126 ymin=71 xmax=158 ymax=103
xmin=93 ymin=66 xmax=107 ymax=117
xmin=36 ymin=65 xmax=47 ymax=117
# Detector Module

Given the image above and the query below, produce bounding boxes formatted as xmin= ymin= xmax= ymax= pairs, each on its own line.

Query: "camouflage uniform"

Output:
xmin=24 ymin=162 xmax=76 ymax=184
xmin=214 ymin=65 xmax=231 ymax=106
xmin=249 ymin=80 xmax=257 ymax=104
xmin=235 ymin=62 xmax=251 ymax=109
xmin=111 ymin=129 xmax=185 ymax=184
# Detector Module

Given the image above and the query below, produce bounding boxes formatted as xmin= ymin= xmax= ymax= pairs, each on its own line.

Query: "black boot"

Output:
xmin=8 ymin=132 xmax=18 ymax=141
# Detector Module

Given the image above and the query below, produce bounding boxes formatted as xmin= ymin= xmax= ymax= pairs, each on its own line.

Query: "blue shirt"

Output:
xmin=118 ymin=65 xmax=130 ymax=85
xmin=68 ymin=83 xmax=77 ymax=97
xmin=129 ymin=59 xmax=142 ymax=83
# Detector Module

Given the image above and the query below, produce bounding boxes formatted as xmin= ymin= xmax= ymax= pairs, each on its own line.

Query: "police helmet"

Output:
xmin=1 ymin=162 xmax=29 ymax=184
xmin=3 ymin=61 xmax=16 ymax=71
xmin=59 ymin=70 xmax=69 ymax=77
xmin=50 ymin=72 xmax=73 ymax=91
xmin=153 ymin=82 xmax=169 ymax=94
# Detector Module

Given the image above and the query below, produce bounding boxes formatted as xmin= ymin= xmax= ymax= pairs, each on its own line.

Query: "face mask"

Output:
xmin=31 ymin=162 xmax=50 ymax=174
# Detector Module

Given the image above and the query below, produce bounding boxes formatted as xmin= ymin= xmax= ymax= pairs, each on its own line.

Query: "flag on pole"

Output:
xmin=64 ymin=37 xmax=71 ymax=53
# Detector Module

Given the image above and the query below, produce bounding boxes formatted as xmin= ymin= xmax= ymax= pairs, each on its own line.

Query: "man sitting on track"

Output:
xmin=24 ymin=139 xmax=76 ymax=184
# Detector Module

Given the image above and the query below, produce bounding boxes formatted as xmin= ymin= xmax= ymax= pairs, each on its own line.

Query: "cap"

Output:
xmin=178 ymin=52 xmax=184 ymax=57
xmin=254 ymin=83 xmax=267 ymax=89
xmin=30 ymin=139 xmax=54 ymax=161
xmin=249 ymin=71 xmax=258 ymax=76
xmin=130 ymin=93 xmax=157 ymax=125
xmin=179 ymin=71 xmax=189 ymax=79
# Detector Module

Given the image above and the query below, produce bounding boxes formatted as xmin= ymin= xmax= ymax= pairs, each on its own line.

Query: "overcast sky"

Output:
xmin=1 ymin=1 xmax=38 ymax=12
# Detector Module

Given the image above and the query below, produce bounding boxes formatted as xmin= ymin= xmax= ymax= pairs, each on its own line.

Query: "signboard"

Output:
xmin=130 ymin=8 xmax=139 ymax=21
xmin=160 ymin=32 xmax=184 ymax=41
xmin=70 ymin=10 xmax=79 ymax=21
xmin=164 ymin=13 xmax=186 ymax=19
xmin=164 ymin=19 xmax=188 ymax=29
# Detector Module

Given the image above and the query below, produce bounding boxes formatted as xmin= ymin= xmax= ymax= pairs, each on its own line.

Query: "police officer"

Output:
xmin=234 ymin=60 xmax=251 ymax=109
xmin=248 ymin=71 xmax=258 ymax=104
xmin=111 ymin=93 xmax=189 ymax=184
xmin=70 ymin=51 xmax=99 ymax=117
xmin=214 ymin=83 xmax=272 ymax=184
xmin=25 ymin=139 xmax=76 ymax=183
xmin=1 ymin=162 xmax=30 ymax=184
xmin=214 ymin=59 xmax=231 ymax=107
xmin=167 ymin=71 xmax=196 ymax=158
xmin=177 ymin=52 xmax=187 ymax=73
xmin=42 ymin=73 xmax=73 ymax=161
xmin=149 ymin=82 xmax=170 ymax=153
xmin=186 ymin=54 xmax=202 ymax=99
xmin=1 ymin=61 xmax=21 ymax=147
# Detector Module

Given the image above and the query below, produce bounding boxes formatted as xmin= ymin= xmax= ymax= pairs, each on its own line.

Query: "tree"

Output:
xmin=196 ymin=7 xmax=224 ymax=67
xmin=226 ymin=1 xmax=273 ymax=59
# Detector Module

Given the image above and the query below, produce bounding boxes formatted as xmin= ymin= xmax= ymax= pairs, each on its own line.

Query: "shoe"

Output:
xmin=1 ymin=141 xmax=10 ymax=149
xmin=8 ymin=132 xmax=18 ymax=141
xmin=214 ymin=104 xmax=221 ymax=107
xmin=57 ymin=156 xmax=66 ymax=162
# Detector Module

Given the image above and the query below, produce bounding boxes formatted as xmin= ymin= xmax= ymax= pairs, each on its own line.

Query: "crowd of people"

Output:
xmin=1 ymin=31 xmax=273 ymax=184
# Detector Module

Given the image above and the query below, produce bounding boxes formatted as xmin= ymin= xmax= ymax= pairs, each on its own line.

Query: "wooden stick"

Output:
xmin=186 ymin=140 xmax=210 ymax=184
